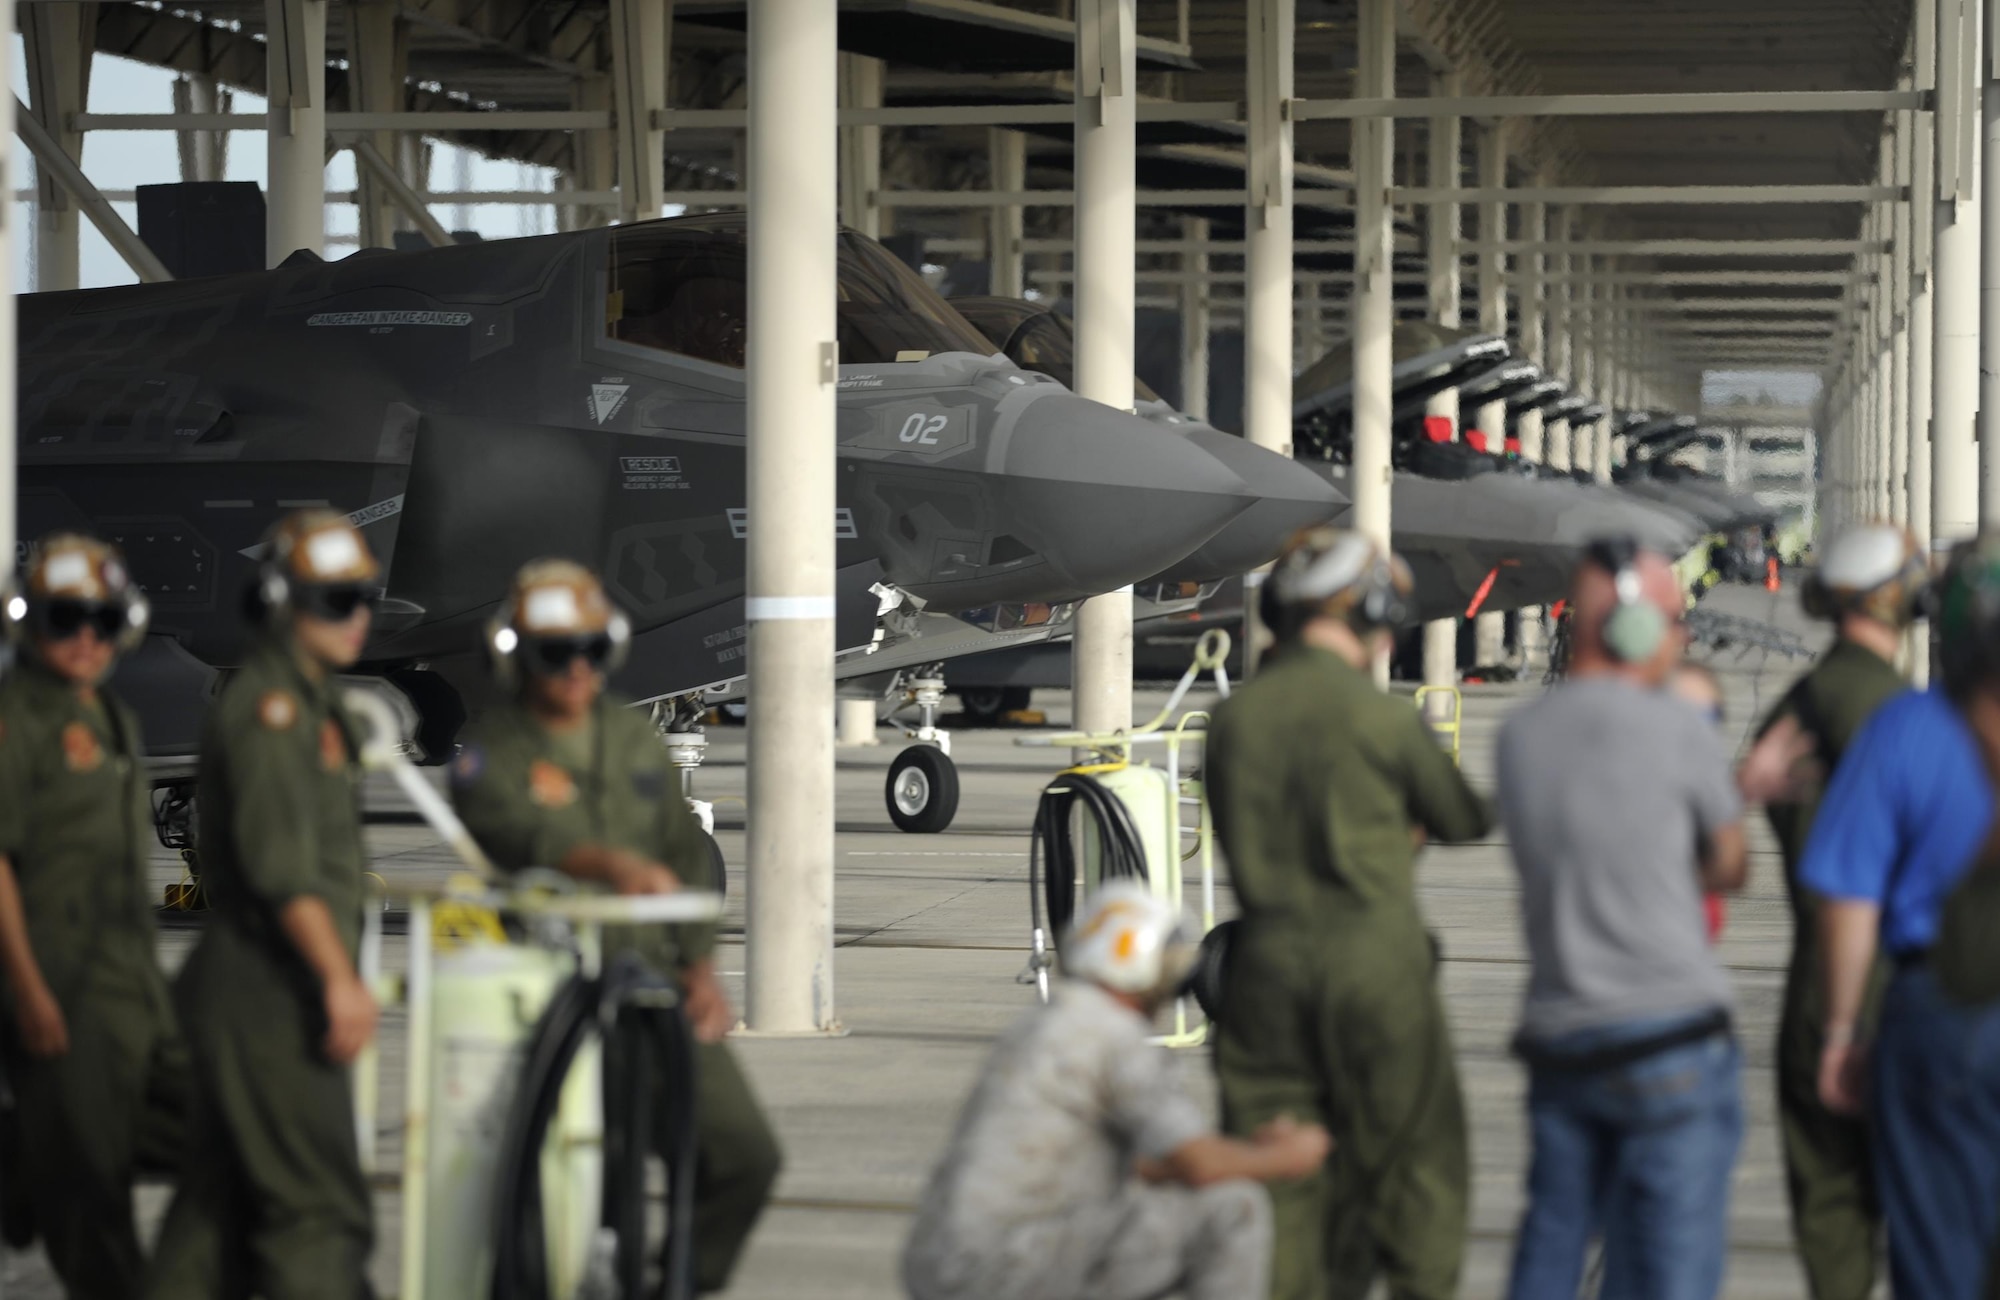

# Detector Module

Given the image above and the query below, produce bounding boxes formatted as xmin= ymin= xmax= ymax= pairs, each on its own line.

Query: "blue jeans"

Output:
xmin=1871 ymin=964 xmax=2000 ymax=1300
xmin=1506 ymin=1013 xmax=1743 ymax=1300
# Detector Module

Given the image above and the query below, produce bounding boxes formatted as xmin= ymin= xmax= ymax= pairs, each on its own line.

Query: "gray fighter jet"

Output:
xmin=1291 ymin=330 xmax=1702 ymax=623
xmin=1615 ymin=414 xmax=1777 ymax=532
xmin=16 ymin=213 xmax=1261 ymax=831
xmin=948 ymin=295 xmax=1347 ymax=578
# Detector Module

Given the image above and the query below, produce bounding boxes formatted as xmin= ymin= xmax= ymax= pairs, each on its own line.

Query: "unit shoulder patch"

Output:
xmin=528 ymin=759 xmax=579 ymax=809
xmin=258 ymin=690 xmax=300 ymax=731
xmin=59 ymin=720 xmax=102 ymax=773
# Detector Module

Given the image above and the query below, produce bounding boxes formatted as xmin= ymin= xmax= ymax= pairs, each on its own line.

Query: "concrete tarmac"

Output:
xmin=2 ymin=583 xmax=1847 ymax=1297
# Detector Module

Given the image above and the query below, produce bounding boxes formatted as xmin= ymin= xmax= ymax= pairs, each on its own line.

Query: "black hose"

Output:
xmin=1030 ymin=771 xmax=1151 ymax=951
xmin=489 ymin=956 xmax=702 ymax=1300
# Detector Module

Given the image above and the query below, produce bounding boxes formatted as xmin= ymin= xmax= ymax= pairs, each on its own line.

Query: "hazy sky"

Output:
xmin=13 ymin=42 xmax=560 ymax=291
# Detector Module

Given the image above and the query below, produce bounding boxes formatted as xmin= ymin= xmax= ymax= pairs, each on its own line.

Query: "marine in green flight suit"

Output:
xmin=450 ymin=559 xmax=780 ymax=1293
xmin=147 ymin=509 xmax=389 ymax=1300
xmin=1206 ymin=529 xmax=1492 ymax=1300
xmin=0 ymin=534 xmax=186 ymax=1299
xmin=1757 ymin=523 xmax=1923 ymax=1300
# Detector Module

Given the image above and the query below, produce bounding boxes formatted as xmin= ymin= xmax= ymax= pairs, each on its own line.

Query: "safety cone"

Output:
xmin=1765 ymin=556 xmax=1781 ymax=591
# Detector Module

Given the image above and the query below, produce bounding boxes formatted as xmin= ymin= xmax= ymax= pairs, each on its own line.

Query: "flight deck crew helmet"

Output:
xmin=485 ymin=559 xmax=632 ymax=686
xmin=2 ymin=533 xmax=150 ymax=654
xmin=1936 ymin=534 xmax=2000 ymax=699
xmin=246 ymin=509 xmax=384 ymax=626
xmin=1262 ymin=526 xmax=1413 ymax=640
xmin=1584 ymin=535 xmax=1672 ymax=664
xmin=1059 ymin=882 xmax=1200 ymax=1001
xmin=1802 ymin=521 xmax=1931 ymax=628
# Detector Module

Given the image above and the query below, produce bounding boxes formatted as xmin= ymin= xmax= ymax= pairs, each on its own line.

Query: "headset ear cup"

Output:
xmin=1800 ymin=575 xmax=1831 ymax=621
xmin=604 ymin=611 xmax=632 ymax=674
xmin=1604 ymin=602 xmax=1668 ymax=663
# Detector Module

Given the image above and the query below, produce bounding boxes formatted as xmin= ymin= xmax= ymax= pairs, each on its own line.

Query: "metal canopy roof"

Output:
xmin=62 ymin=0 xmax=1919 ymax=375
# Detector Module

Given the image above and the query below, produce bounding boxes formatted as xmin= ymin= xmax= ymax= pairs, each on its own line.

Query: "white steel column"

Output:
xmin=610 ymin=0 xmax=670 ymax=224
xmin=1181 ymin=215 xmax=1211 ymax=420
xmin=265 ymin=0 xmax=327 ymax=265
xmin=1420 ymin=82 xmax=1460 ymax=697
xmin=22 ymin=3 xmax=93 ymax=292
xmin=988 ymin=128 xmax=1026 ymax=293
xmin=1910 ymin=0 xmax=1939 ymax=682
xmin=1516 ymin=194 xmax=1548 ymax=665
xmin=1518 ymin=199 xmax=1547 ymax=462
xmin=1354 ymin=0 xmax=1397 ymax=686
xmin=1547 ymin=207 xmax=1573 ymax=472
xmin=1243 ymin=0 xmax=1293 ymax=461
xmin=1893 ymin=102 xmax=1915 ymax=525
xmin=1936 ymin=0 xmax=1982 ymax=546
xmin=1574 ymin=253 xmax=1596 ymax=471
xmin=1593 ymin=276 xmax=1615 ymax=482
xmin=0 ymin=0 xmax=14 ymax=569
xmin=1981 ymin=0 xmax=2000 ymax=524
xmin=1473 ymin=122 xmax=1508 ymax=666
xmin=1071 ymin=0 xmax=1138 ymax=735
xmin=350 ymin=1 xmax=405 ymax=249
xmin=744 ymin=0 xmax=839 ymax=1034
xmin=839 ymin=54 xmax=885 ymax=238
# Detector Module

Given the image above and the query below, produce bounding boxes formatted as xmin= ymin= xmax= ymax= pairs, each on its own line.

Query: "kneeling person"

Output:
xmin=450 ymin=560 xmax=779 ymax=1293
xmin=902 ymin=884 xmax=1329 ymax=1300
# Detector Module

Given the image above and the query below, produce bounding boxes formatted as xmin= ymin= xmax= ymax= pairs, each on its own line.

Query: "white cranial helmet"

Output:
xmin=1060 ymin=881 xmax=1199 ymax=998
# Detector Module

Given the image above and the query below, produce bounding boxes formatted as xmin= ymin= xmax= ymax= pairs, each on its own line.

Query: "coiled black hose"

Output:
xmin=1030 ymin=770 xmax=1151 ymax=954
xmin=490 ymin=955 xmax=699 ymax=1300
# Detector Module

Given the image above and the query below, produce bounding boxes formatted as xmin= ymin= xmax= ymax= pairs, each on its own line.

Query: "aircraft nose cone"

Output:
xmin=1154 ymin=425 xmax=1349 ymax=581
xmin=1000 ymin=394 xmax=1253 ymax=599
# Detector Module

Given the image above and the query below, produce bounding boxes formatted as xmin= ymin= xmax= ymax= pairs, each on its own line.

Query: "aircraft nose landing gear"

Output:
xmin=884 ymin=668 xmax=960 ymax=833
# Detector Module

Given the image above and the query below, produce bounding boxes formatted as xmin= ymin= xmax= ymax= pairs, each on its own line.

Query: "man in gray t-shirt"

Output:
xmin=1497 ymin=539 xmax=1751 ymax=1300
xmin=1501 ymin=675 xmax=1742 ymax=1039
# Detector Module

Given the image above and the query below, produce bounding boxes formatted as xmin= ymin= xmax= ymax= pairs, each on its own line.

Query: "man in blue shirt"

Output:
xmin=1800 ymin=537 xmax=2000 ymax=1300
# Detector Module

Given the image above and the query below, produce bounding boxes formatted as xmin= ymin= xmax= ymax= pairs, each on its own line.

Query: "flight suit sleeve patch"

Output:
xmin=258 ymin=690 xmax=300 ymax=731
xmin=59 ymin=721 xmax=103 ymax=773
xmin=528 ymin=759 xmax=579 ymax=809
xmin=450 ymin=743 xmax=486 ymax=790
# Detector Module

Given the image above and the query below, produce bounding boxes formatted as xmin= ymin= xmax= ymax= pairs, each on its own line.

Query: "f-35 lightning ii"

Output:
xmin=16 ymin=214 xmax=1265 ymax=832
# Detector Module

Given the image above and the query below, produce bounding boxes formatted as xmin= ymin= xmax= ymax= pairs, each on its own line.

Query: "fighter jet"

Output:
xmin=16 ymin=213 xmax=1259 ymax=832
xmin=948 ymin=295 xmax=1346 ymax=578
xmin=1615 ymin=414 xmax=1777 ymax=532
xmin=1291 ymin=329 xmax=1703 ymax=622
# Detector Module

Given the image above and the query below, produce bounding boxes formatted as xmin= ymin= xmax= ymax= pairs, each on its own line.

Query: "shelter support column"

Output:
xmin=1473 ymin=121 xmax=1509 ymax=667
xmin=1935 ymin=0 xmax=1982 ymax=547
xmin=0 ymin=0 xmax=14 ymax=566
xmin=1910 ymin=0 xmax=1939 ymax=682
xmin=1242 ymin=0 xmax=1293 ymax=672
xmin=1071 ymin=0 xmax=1139 ymax=734
xmin=1546 ymin=207 xmax=1573 ymax=473
xmin=1892 ymin=100 xmax=1915 ymax=526
xmin=265 ymin=0 xmax=327 ymax=265
xmin=1420 ymin=78 xmax=1459 ymax=698
xmin=1354 ymin=0 xmax=1397 ymax=685
xmin=1516 ymin=195 xmax=1548 ymax=666
xmin=173 ymin=75 xmax=229 ymax=183
xmin=1181 ymin=216 xmax=1211 ymax=420
xmin=349 ymin=1 xmax=407 ymax=249
xmin=744 ymin=0 xmax=839 ymax=1035
xmin=22 ymin=2 xmax=93 ymax=292
xmin=988 ymin=129 xmax=1026 ymax=294
xmin=610 ymin=0 xmax=670 ymax=224
xmin=839 ymin=54 xmax=884 ymax=239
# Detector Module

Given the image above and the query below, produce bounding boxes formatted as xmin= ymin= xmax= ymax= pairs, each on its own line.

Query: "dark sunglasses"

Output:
xmin=35 ymin=599 xmax=125 ymax=642
xmin=526 ymin=633 xmax=614 ymax=675
xmin=296 ymin=583 xmax=383 ymax=621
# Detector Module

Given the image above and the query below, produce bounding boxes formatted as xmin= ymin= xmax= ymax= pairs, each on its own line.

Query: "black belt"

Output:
xmin=1512 ymin=1008 xmax=1734 ymax=1076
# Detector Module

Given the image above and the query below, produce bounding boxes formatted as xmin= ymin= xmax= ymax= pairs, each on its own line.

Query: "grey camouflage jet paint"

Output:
xmin=15 ymin=214 xmax=1261 ymax=754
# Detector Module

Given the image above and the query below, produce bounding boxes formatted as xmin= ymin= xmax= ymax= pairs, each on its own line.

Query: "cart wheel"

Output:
xmin=886 ymin=745 xmax=959 ymax=834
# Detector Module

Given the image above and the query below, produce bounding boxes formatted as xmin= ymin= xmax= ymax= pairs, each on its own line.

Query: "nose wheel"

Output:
xmin=887 ymin=745 xmax=959 ymax=834
xmin=884 ymin=667 xmax=959 ymax=833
